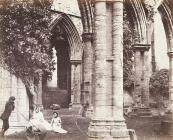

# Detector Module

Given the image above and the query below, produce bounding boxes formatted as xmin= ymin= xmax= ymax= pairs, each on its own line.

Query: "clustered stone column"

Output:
xmin=133 ymin=44 xmax=150 ymax=107
xmin=168 ymin=51 xmax=173 ymax=105
xmin=88 ymin=0 xmax=131 ymax=139
xmin=70 ymin=60 xmax=82 ymax=108
xmin=160 ymin=51 xmax=173 ymax=135
xmin=82 ymin=33 xmax=94 ymax=116
xmin=151 ymin=31 xmax=156 ymax=72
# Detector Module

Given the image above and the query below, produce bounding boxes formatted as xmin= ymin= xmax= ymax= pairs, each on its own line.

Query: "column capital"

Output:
xmin=168 ymin=51 xmax=173 ymax=58
xmin=82 ymin=33 xmax=93 ymax=42
xmin=133 ymin=44 xmax=151 ymax=52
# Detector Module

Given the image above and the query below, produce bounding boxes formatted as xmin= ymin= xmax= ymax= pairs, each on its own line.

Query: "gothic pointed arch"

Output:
xmin=77 ymin=0 xmax=94 ymax=34
xmin=125 ymin=0 xmax=147 ymax=43
xmin=158 ymin=0 xmax=173 ymax=50
xmin=49 ymin=13 xmax=83 ymax=61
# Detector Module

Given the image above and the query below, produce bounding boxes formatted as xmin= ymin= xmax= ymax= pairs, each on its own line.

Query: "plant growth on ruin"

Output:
xmin=0 ymin=0 xmax=54 ymax=88
xmin=123 ymin=9 xmax=134 ymax=89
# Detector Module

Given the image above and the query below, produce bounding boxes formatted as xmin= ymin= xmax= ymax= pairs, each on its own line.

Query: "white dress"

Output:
xmin=51 ymin=117 xmax=67 ymax=133
xmin=28 ymin=111 xmax=52 ymax=131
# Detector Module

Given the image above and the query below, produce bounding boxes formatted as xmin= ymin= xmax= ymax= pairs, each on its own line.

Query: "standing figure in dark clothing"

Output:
xmin=0 ymin=96 xmax=15 ymax=136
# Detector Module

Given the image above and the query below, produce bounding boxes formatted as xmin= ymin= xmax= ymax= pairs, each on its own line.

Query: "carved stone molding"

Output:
xmin=133 ymin=44 xmax=151 ymax=52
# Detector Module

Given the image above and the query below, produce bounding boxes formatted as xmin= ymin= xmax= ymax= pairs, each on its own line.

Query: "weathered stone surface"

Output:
xmin=88 ymin=1 xmax=132 ymax=139
xmin=82 ymin=33 xmax=94 ymax=109
xmin=71 ymin=60 xmax=82 ymax=108
xmin=0 ymin=67 xmax=29 ymax=135
xmin=133 ymin=44 xmax=151 ymax=107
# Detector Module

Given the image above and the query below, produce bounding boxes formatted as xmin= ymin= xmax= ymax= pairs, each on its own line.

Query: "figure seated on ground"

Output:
xmin=25 ymin=106 xmax=52 ymax=140
xmin=51 ymin=112 xmax=67 ymax=134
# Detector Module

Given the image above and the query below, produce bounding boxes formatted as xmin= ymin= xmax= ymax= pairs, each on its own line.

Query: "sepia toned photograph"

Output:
xmin=0 ymin=0 xmax=172 ymax=140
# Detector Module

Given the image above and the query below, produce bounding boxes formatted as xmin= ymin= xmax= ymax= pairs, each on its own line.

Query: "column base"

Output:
xmin=88 ymin=118 xmax=132 ymax=140
xmin=0 ymin=123 xmax=27 ymax=136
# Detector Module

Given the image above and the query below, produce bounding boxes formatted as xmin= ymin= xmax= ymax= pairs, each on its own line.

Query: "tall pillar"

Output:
xmin=133 ymin=44 xmax=150 ymax=107
xmin=92 ymin=1 xmax=107 ymax=119
xmin=88 ymin=1 xmax=109 ymax=138
xmin=88 ymin=0 xmax=131 ymax=139
xmin=112 ymin=0 xmax=124 ymax=120
xmin=168 ymin=51 xmax=173 ymax=104
xmin=70 ymin=60 xmax=82 ymax=108
xmin=111 ymin=0 xmax=130 ymax=138
xmin=160 ymin=51 xmax=173 ymax=135
xmin=143 ymin=49 xmax=151 ymax=107
xmin=82 ymin=33 xmax=94 ymax=116
xmin=151 ymin=31 xmax=156 ymax=72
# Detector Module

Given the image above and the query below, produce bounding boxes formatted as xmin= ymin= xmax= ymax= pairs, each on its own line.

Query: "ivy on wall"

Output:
xmin=123 ymin=9 xmax=134 ymax=89
xmin=0 ymin=0 xmax=54 ymax=91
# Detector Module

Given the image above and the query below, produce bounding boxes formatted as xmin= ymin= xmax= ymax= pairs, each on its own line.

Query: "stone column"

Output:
xmin=70 ymin=60 xmax=82 ymax=108
xmin=151 ymin=31 xmax=156 ymax=72
xmin=111 ymin=0 xmax=130 ymax=138
xmin=168 ymin=51 xmax=173 ymax=103
xmin=112 ymin=0 xmax=124 ymax=120
xmin=92 ymin=1 xmax=107 ymax=119
xmin=82 ymin=33 xmax=94 ymax=116
xmin=160 ymin=51 xmax=173 ymax=135
xmin=133 ymin=44 xmax=150 ymax=107
xmin=143 ymin=49 xmax=151 ymax=107
xmin=88 ymin=1 xmax=108 ymax=138
xmin=88 ymin=1 xmax=131 ymax=139
xmin=133 ymin=48 xmax=142 ymax=106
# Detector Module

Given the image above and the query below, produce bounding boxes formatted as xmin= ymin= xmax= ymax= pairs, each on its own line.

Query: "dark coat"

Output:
xmin=0 ymin=101 xmax=15 ymax=120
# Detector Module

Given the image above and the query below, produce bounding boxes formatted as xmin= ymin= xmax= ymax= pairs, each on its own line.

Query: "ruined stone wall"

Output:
xmin=0 ymin=66 xmax=29 ymax=134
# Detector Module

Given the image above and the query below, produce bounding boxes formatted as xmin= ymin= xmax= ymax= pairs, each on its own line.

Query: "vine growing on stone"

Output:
xmin=123 ymin=9 xmax=134 ymax=89
xmin=0 ymin=0 xmax=54 ymax=89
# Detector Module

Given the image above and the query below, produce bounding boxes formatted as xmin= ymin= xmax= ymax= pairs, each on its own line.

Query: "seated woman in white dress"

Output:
xmin=51 ymin=112 xmax=67 ymax=133
xmin=27 ymin=106 xmax=52 ymax=131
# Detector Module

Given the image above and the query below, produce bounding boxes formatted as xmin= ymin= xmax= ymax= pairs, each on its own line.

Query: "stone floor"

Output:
xmin=0 ymin=108 xmax=172 ymax=140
